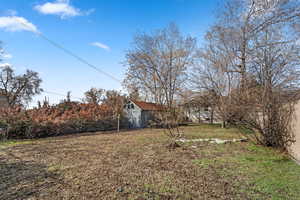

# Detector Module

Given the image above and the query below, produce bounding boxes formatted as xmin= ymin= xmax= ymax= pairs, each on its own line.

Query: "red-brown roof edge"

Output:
xmin=130 ymin=100 xmax=165 ymax=111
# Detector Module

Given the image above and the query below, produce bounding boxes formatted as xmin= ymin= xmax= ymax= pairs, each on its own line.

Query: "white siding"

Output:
xmin=124 ymin=101 xmax=142 ymax=128
xmin=184 ymin=107 xmax=221 ymax=123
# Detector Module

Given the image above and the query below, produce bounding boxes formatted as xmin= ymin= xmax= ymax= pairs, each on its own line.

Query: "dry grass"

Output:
xmin=0 ymin=125 xmax=299 ymax=200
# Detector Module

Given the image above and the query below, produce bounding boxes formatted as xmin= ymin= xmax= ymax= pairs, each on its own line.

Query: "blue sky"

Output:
xmin=0 ymin=0 xmax=222 ymax=106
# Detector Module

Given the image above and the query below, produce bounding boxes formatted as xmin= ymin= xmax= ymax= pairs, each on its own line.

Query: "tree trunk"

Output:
xmin=210 ymin=108 xmax=214 ymax=124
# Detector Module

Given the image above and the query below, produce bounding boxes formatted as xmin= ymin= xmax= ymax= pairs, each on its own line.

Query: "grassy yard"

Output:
xmin=0 ymin=124 xmax=299 ymax=200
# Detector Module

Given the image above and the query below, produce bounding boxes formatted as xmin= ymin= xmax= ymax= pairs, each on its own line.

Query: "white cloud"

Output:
xmin=34 ymin=0 xmax=94 ymax=19
xmin=2 ymin=54 xmax=12 ymax=59
xmin=0 ymin=63 xmax=12 ymax=68
xmin=91 ymin=42 xmax=110 ymax=51
xmin=0 ymin=16 xmax=39 ymax=33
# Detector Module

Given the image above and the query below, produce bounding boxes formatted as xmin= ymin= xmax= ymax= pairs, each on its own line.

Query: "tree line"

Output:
xmin=1 ymin=0 xmax=300 ymax=149
xmin=123 ymin=0 xmax=300 ymax=150
xmin=0 ymin=49 xmax=127 ymax=139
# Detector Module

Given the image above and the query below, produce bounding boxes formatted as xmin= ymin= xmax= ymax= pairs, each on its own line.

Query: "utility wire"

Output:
xmin=15 ymin=19 xmax=122 ymax=106
xmin=37 ymin=34 xmax=122 ymax=83
xmin=17 ymin=19 xmax=122 ymax=83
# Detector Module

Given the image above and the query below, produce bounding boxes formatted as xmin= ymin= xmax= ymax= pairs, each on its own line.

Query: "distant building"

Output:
xmin=180 ymin=97 xmax=221 ymax=124
xmin=124 ymin=100 xmax=165 ymax=128
xmin=181 ymin=104 xmax=218 ymax=123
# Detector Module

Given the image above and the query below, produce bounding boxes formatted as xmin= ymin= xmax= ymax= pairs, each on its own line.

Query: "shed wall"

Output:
xmin=291 ymin=101 xmax=300 ymax=162
xmin=124 ymin=102 xmax=142 ymax=128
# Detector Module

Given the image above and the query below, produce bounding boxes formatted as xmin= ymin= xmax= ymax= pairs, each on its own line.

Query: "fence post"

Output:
xmin=117 ymin=114 xmax=120 ymax=133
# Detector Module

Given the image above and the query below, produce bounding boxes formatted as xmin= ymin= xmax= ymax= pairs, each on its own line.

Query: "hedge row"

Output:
xmin=0 ymin=102 xmax=126 ymax=139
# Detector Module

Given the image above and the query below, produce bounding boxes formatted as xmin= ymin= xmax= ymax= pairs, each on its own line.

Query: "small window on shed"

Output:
xmin=131 ymin=104 xmax=134 ymax=109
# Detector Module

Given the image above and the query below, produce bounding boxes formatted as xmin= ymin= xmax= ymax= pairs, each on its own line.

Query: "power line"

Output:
xmin=17 ymin=19 xmax=122 ymax=83
xmin=15 ymin=19 xmax=122 ymax=106
xmin=37 ymin=34 xmax=122 ymax=83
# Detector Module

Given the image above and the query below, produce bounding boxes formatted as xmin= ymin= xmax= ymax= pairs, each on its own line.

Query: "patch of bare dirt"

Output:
xmin=0 ymin=129 xmax=250 ymax=200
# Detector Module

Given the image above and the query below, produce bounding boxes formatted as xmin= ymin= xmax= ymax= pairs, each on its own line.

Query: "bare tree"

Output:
xmin=0 ymin=66 xmax=43 ymax=107
xmin=236 ymin=22 xmax=300 ymax=148
xmin=210 ymin=0 xmax=300 ymax=85
xmin=84 ymin=87 xmax=105 ymax=105
xmin=124 ymin=24 xmax=197 ymax=145
xmin=194 ymin=0 xmax=300 ymax=149
xmin=191 ymin=38 xmax=239 ymax=127
xmin=124 ymin=23 xmax=197 ymax=108
xmin=102 ymin=90 xmax=126 ymax=118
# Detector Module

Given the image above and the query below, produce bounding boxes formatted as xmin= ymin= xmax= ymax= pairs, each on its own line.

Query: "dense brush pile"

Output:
xmin=0 ymin=102 xmax=126 ymax=139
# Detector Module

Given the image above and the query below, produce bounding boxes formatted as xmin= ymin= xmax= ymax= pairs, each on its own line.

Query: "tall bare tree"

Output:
xmin=124 ymin=23 xmax=197 ymax=108
xmin=204 ymin=0 xmax=300 ymax=86
xmin=191 ymin=34 xmax=240 ymax=127
xmin=240 ymin=22 xmax=300 ymax=148
xmin=124 ymin=24 xmax=197 ymax=144
xmin=193 ymin=0 xmax=300 ymax=149
xmin=0 ymin=66 xmax=43 ymax=107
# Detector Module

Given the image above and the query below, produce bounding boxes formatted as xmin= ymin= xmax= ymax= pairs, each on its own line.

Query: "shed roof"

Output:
xmin=131 ymin=100 xmax=165 ymax=111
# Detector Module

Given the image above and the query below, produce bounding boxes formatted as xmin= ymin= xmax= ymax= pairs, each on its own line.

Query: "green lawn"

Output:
xmin=0 ymin=124 xmax=299 ymax=199
xmin=186 ymin=125 xmax=300 ymax=199
xmin=192 ymin=142 xmax=300 ymax=199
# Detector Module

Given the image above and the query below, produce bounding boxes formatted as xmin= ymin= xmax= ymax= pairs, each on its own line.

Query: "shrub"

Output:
xmin=0 ymin=102 xmax=124 ymax=139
